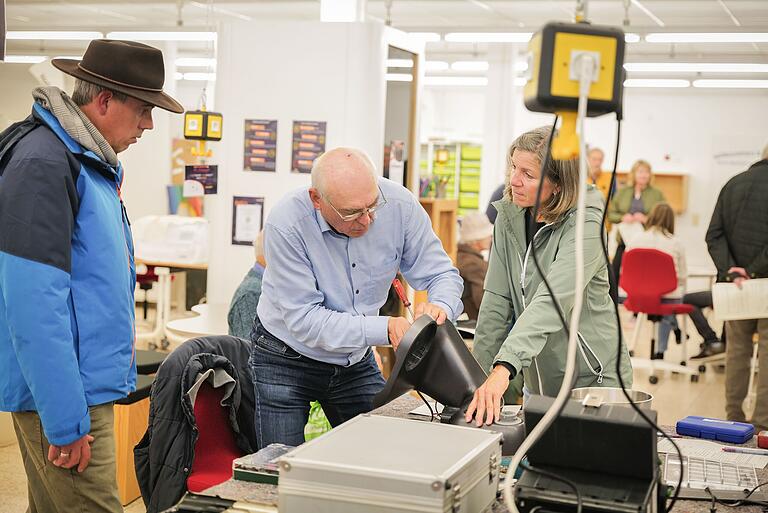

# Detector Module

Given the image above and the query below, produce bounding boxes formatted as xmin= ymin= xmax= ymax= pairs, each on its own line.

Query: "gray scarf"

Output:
xmin=32 ymin=86 xmax=118 ymax=167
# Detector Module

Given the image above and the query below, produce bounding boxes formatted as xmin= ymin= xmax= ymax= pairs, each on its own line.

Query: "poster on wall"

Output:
xmin=232 ymin=196 xmax=264 ymax=246
xmin=184 ymin=164 xmax=218 ymax=195
xmin=244 ymin=119 xmax=278 ymax=172
xmin=291 ymin=120 xmax=326 ymax=173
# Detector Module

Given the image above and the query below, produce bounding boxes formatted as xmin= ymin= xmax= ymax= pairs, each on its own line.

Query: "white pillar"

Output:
xmin=320 ymin=0 xmax=367 ymax=22
xmin=480 ymin=45 xmax=520 ymax=210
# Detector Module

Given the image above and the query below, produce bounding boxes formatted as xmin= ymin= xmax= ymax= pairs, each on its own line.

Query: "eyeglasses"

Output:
xmin=322 ymin=186 xmax=387 ymax=222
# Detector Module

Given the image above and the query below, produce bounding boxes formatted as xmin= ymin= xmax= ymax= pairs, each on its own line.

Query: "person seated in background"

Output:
xmin=587 ymin=147 xmax=611 ymax=200
xmin=457 ymin=212 xmax=493 ymax=321
xmin=608 ymin=159 xmax=666 ymax=284
xmin=626 ymin=203 xmax=685 ymax=359
xmin=228 ymin=231 xmax=265 ymax=339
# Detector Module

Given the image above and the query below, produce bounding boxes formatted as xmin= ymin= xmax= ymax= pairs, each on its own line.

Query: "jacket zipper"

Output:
xmin=115 ymin=180 xmax=136 ymax=383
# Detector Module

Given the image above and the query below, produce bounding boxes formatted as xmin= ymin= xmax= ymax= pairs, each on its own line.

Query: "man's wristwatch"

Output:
xmin=493 ymin=361 xmax=516 ymax=380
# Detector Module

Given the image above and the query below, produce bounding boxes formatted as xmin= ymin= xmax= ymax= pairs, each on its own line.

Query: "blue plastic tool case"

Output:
xmin=676 ymin=416 xmax=754 ymax=444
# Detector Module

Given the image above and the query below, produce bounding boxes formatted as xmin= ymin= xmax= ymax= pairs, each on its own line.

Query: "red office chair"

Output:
xmin=620 ymin=248 xmax=698 ymax=384
xmin=186 ymin=383 xmax=244 ymax=492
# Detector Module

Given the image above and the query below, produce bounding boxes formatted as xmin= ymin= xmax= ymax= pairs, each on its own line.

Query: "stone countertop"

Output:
xmin=203 ymin=394 xmax=766 ymax=512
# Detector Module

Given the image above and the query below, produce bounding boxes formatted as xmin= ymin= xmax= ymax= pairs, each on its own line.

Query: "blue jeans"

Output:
xmin=249 ymin=318 xmax=386 ymax=448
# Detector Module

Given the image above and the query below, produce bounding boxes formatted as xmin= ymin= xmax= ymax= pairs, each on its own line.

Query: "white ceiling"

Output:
xmin=5 ymin=1 xmax=768 ymax=68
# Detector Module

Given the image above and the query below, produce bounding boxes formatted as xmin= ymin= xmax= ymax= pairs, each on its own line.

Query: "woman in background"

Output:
xmin=625 ymin=203 xmax=685 ymax=359
xmin=608 ymin=159 xmax=666 ymax=283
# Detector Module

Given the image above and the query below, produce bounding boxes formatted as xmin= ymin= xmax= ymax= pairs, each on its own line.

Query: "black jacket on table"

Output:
xmin=706 ymin=158 xmax=768 ymax=281
xmin=134 ymin=335 xmax=257 ymax=513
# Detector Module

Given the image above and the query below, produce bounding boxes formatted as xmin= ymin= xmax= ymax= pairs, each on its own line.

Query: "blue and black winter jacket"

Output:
xmin=0 ymin=103 xmax=137 ymax=446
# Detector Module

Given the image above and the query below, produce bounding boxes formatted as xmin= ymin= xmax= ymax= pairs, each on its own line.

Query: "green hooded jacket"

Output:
xmin=472 ymin=186 xmax=633 ymax=396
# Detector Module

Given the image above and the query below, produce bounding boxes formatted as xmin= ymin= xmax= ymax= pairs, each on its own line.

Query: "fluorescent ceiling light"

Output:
xmin=407 ymin=32 xmax=441 ymax=43
xmin=451 ymin=60 xmax=489 ymax=71
xmin=53 ymin=55 xmax=84 ymax=61
xmin=106 ymin=31 xmax=216 ymax=42
xmin=445 ymin=32 xmax=532 ymax=43
xmin=513 ymin=77 xmax=527 ymax=86
xmin=3 ymin=55 xmax=47 ymax=64
xmin=424 ymin=76 xmax=488 ymax=86
xmin=645 ymin=32 xmax=768 ymax=43
xmin=515 ymin=60 xmax=529 ymax=72
xmin=188 ymin=1 xmax=251 ymax=21
xmin=425 ymin=60 xmax=449 ymax=71
xmin=693 ymin=79 xmax=768 ymax=89
xmin=180 ymin=72 xmax=216 ymax=81
xmin=7 ymin=31 xmax=103 ymax=41
xmin=386 ymin=58 xmax=413 ymax=68
xmin=625 ymin=33 xmax=641 ymax=43
xmin=386 ymin=73 xmax=413 ymax=82
xmin=175 ymin=57 xmax=217 ymax=68
xmin=625 ymin=62 xmax=768 ymax=73
xmin=624 ymin=78 xmax=690 ymax=88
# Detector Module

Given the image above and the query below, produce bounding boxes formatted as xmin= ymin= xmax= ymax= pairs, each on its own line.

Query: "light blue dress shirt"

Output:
xmin=257 ymin=177 xmax=464 ymax=366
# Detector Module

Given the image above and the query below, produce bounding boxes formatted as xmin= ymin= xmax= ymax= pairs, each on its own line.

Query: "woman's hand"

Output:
xmin=632 ymin=212 xmax=648 ymax=224
xmin=621 ymin=213 xmax=634 ymax=223
xmin=464 ymin=365 xmax=511 ymax=426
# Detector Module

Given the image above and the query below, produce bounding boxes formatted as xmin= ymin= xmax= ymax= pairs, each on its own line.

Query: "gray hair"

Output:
xmin=71 ymin=79 xmax=128 ymax=106
xmin=311 ymin=147 xmax=377 ymax=195
xmin=253 ymin=230 xmax=264 ymax=261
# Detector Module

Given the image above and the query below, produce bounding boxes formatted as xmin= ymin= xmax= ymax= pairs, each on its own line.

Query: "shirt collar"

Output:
xmin=314 ymin=208 xmax=348 ymax=238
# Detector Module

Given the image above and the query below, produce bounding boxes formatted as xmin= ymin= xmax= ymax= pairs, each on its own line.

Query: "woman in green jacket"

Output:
xmin=608 ymin=159 xmax=666 ymax=284
xmin=466 ymin=126 xmax=633 ymax=426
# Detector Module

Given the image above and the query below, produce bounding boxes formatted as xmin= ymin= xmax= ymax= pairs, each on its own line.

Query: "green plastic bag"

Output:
xmin=304 ymin=401 xmax=332 ymax=441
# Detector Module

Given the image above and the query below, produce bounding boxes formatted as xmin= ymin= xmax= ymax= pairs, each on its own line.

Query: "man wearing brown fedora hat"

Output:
xmin=0 ymin=39 xmax=182 ymax=513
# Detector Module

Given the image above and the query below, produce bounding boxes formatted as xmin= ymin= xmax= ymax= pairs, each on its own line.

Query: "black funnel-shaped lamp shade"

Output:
xmin=373 ymin=316 xmax=488 ymax=409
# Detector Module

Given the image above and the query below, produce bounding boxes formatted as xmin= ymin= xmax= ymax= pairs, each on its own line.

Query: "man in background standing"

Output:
xmin=706 ymin=144 xmax=768 ymax=431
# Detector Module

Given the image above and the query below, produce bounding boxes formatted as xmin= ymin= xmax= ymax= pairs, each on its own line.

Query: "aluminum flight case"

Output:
xmin=278 ymin=413 xmax=503 ymax=513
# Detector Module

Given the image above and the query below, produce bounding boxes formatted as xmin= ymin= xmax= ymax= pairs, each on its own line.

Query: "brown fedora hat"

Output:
xmin=52 ymin=39 xmax=184 ymax=114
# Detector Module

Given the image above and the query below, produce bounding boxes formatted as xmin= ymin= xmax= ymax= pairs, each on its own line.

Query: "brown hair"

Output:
xmin=505 ymin=126 xmax=579 ymax=224
xmin=646 ymin=202 xmax=675 ymax=235
xmin=629 ymin=159 xmax=653 ymax=186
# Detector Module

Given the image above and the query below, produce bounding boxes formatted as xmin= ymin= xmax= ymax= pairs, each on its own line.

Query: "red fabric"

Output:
xmin=620 ymin=248 xmax=694 ymax=316
xmin=186 ymin=383 xmax=244 ymax=492
xmin=136 ymin=265 xmax=158 ymax=285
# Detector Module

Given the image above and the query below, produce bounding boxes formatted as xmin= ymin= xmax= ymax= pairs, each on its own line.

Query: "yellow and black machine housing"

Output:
xmin=524 ymin=21 xmax=625 ymax=159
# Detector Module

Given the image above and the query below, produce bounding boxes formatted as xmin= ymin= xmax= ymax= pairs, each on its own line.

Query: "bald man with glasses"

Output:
xmin=250 ymin=147 xmax=463 ymax=447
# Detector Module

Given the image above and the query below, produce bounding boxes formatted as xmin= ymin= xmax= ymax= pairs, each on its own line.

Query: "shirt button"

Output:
xmin=355 ymin=289 xmax=360 ymax=294
xmin=352 ymin=263 xmax=356 ymax=268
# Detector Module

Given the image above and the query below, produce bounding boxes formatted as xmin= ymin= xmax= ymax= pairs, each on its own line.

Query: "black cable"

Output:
xmin=519 ymin=461 xmax=583 ymax=513
xmin=416 ymin=390 xmax=436 ymax=421
xmin=597 ymin=118 xmax=683 ymax=512
xmin=705 ymin=481 xmax=768 ymax=508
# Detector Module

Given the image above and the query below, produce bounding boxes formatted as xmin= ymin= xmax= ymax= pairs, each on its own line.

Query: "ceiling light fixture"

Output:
xmin=175 ymin=57 xmax=217 ymax=68
xmin=7 ymin=31 xmax=103 ymax=41
xmin=106 ymin=31 xmax=217 ymax=42
xmin=625 ymin=62 xmax=768 ymax=73
xmin=444 ymin=32 xmax=532 ymax=43
xmin=693 ymin=79 xmax=768 ymax=89
xmin=424 ymin=76 xmax=488 ymax=86
xmin=386 ymin=58 xmax=414 ymax=68
xmin=2 ymin=55 xmax=47 ymax=64
xmin=623 ymin=78 xmax=690 ymax=88
xmin=451 ymin=60 xmax=489 ymax=71
xmin=645 ymin=32 xmax=768 ymax=43
xmin=425 ymin=60 xmax=449 ymax=71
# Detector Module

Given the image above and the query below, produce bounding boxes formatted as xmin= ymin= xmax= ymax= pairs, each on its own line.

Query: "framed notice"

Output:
xmin=232 ymin=196 xmax=264 ymax=246
xmin=291 ymin=120 xmax=326 ymax=173
xmin=184 ymin=164 xmax=218 ymax=195
xmin=244 ymin=119 xmax=278 ymax=172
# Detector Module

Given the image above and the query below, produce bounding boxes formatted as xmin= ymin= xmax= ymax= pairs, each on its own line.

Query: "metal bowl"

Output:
xmin=570 ymin=387 xmax=653 ymax=409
